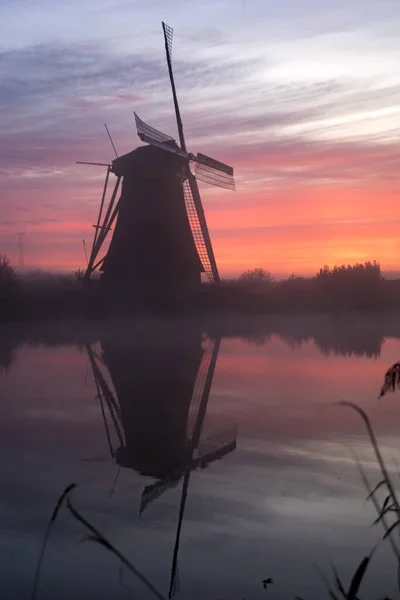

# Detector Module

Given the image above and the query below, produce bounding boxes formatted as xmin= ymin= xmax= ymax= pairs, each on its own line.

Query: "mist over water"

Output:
xmin=1 ymin=314 xmax=400 ymax=599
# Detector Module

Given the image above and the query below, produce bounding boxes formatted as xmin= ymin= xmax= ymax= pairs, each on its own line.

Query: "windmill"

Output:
xmin=85 ymin=330 xmax=237 ymax=598
xmin=82 ymin=22 xmax=235 ymax=290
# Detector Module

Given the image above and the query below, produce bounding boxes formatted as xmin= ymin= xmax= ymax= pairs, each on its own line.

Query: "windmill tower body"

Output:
xmin=100 ymin=146 xmax=203 ymax=290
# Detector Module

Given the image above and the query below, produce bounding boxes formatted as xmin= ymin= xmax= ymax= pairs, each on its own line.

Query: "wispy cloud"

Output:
xmin=1 ymin=0 xmax=400 ymax=273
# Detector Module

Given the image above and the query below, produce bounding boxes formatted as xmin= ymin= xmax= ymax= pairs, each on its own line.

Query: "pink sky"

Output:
xmin=1 ymin=0 xmax=400 ymax=277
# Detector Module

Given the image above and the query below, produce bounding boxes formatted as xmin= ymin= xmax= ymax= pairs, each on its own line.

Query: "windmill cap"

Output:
xmin=111 ymin=145 xmax=188 ymax=177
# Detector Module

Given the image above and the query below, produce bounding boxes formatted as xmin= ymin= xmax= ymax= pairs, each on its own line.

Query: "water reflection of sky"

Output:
xmin=1 ymin=321 xmax=400 ymax=599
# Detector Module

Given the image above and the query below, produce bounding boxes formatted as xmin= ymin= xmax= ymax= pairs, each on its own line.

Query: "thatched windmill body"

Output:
xmin=83 ymin=23 xmax=235 ymax=291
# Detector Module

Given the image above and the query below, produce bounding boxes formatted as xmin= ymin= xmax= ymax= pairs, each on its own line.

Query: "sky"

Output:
xmin=1 ymin=0 xmax=400 ymax=277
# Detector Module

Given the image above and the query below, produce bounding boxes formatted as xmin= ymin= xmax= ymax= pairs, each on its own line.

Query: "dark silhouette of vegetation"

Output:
xmin=0 ymin=254 xmax=16 ymax=285
xmin=1 ymin=259 xmax=399 ymax=320
xmin=316 ymin=261 xmax=382 ymax=283
xmin=0 ymin=255 xmax=18 ymax=316
xmin=314 ymin=261 xmax=383 ymax=311
xmin=74 ymin=267 xmax=86 ymax=281
xmin=0 ymin=265 xmax=109 ymax=321
xmin=237 ymin=267 xmax=274 ymax=285
xmin=215 ymin=261 xmax=391 ymax=314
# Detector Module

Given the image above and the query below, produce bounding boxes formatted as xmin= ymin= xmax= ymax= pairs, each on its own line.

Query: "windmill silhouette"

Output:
xmin=86 ymin=330 xmax=237 ymax=598
xmin=82 ymin=22 xmax=235 ymax=290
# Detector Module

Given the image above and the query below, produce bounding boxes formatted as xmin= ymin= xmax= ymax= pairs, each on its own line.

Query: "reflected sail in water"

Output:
xmin=86 ymin=329 xmax=237 ymax=598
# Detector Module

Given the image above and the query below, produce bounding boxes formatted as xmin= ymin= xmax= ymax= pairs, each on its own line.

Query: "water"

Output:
xmin=1 ymin=315 xmax=400 ymax=599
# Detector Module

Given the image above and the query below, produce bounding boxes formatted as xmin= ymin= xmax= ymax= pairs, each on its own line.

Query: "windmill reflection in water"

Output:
xmin=86 ymin=333 xmax=237 ymax=598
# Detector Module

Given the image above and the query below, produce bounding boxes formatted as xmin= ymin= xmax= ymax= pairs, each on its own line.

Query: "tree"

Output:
xmin=314 ymin=261 xmax=383 ymax=310
xmin=0 ymin=255 xmax=17 ymax=295
xmin=0 ymin=255 xmax=18 ymax=319
xmin=238 ymin=268 xmax=274 ymax=285
xmin=75 ymin=268 xmax=86 ymax=281
xmin=315 ymin=261 xmax=382 ymax=284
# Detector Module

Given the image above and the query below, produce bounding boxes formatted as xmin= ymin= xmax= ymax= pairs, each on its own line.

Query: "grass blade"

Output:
xmin=338 ymin=403 xmax=400 ymax=517
xmin=354 ymin=453 xmax=400 ymax=560
xmin=347 ymin=554 xmax=371 ymax=599
xmin=373 ymin=503 xmax=396 ymax=525
xmin=331 ymin=562 xmax=346 ymax=597
xmin=366 ymin=480 xmax=386 ymax=500
xmin=31 ymin=483 xmax=77 ymax=600
xmin=314 ymin=565 xmax=340 ymax=600
xmin=383 ymin=519 xmax=400 ymax=540
xmin=380 ymin=494 xmax=392 ymax=514
xmin=67 ymin=497 xmax=167 ymax=600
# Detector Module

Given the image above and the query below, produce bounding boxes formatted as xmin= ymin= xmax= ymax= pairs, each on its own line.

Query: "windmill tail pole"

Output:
xmin=162 ymin=22 xmax=186 ymax=152
xmin=85 ymin=175 xmax=121 ymax=279
xmin=104 ymin=124 xmax=118 ymax=158
xmin=85 ymin=166 xmax=111 ymax=280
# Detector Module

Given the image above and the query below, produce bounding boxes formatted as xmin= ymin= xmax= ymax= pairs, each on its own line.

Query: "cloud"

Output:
xmin=0 ymin=42 xmax=163 ymax=124
xmin=0 ymin=39 xmax=269 ymax=174
xmin=1 ymin=1 xmax=400 ymax=274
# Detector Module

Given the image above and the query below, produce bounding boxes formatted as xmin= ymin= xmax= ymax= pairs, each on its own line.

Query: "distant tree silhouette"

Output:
xmin=0 ymin=255 xmax=16 ymax=293
xmin=0 ymin=258 xmax=396 ymax=320
xmin=75 ymin=268 xmax=86 ymax=281
xmin=314 ymin=261 xmax=383 ymax=310
xmin=0 ymin=255 xmax=18 ymax=319
xmin=238 ymin=268 xmax=274 ymax=285
xmin=315 ymin=261 xmax=382 ymax=284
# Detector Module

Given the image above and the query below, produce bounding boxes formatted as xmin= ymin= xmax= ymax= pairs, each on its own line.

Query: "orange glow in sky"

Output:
xmin=1 ymin=1 xmax=400 ymax=277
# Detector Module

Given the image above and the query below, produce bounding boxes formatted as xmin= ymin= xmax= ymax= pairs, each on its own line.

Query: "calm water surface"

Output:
xmin=1 ymin=315 xmax=400 ymax=599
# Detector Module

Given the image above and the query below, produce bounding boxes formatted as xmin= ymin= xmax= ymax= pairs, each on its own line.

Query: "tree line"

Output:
xmin=0 ymin=256 xmax=398 ymax=319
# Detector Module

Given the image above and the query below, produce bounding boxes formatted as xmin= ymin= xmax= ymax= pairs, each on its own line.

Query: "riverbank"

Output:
xmin=1 ymin=260 xmax=399 ymax=321
xmin=2 ymin=276 xmax=400 ymax=321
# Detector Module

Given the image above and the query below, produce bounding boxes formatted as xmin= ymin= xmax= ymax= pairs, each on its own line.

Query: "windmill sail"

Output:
xmin=162 ymin=22 xmax=186 ymax=151
xmin=193 ymin=427 xmax=237 ymax=467
xmin=134 ymin=112 xmax=175 ymax=144
xmin=134 ymin=113 xmax=188 ymax=159
xmin=169 ymin=560 xmax=180 ymax=599
xmin=140 ymin=477 xmax=181 ymax=515
xmin=162 ymin=21 xmax=173 ymax=62
xmin=186 ymin=338 xmax=217 ymax=438
xmin=195 ymin=153 xmax=235 ymax=191
xmin=184 ymin=175 xmax=219 ymax=283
